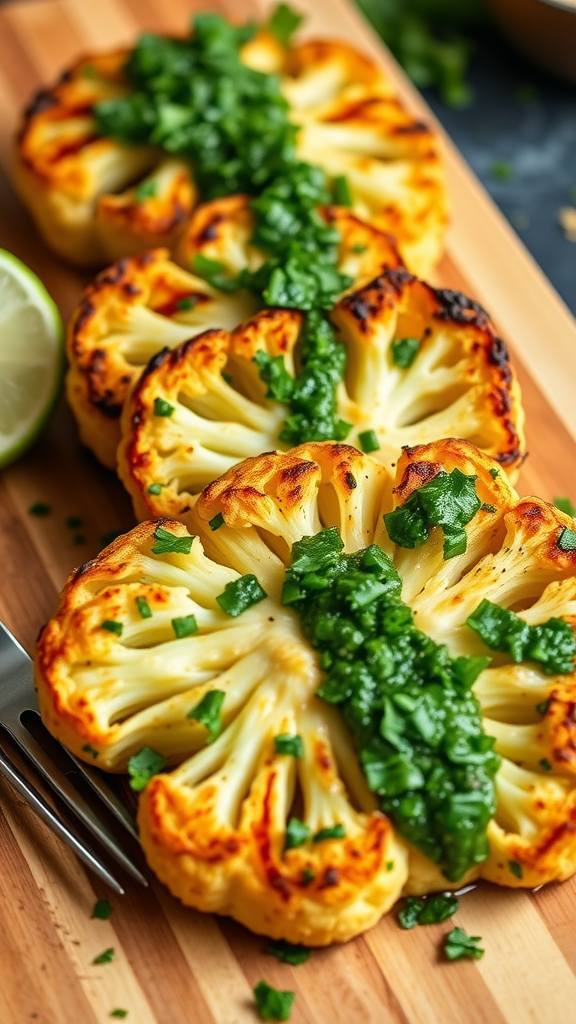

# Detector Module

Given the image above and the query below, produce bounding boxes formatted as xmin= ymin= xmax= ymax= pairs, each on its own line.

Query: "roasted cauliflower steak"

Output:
xmin=66 ymin=216 xmax=401 ymax=467
xmin=14 ymin=33 xmax=446 ymax=274
xmin=117 ymin=269 xmax=524 ymax=522
xmin=36 ymin=439 xmax=576 ymax=942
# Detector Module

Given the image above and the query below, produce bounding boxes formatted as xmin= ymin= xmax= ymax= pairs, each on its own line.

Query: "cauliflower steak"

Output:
xmin=14 ymin=28 xmax=446 ymax=274
xmin=118 ymin=270 xmax=524 ymax=522
xmin=36 ymin=439 xmax=576 ymax=940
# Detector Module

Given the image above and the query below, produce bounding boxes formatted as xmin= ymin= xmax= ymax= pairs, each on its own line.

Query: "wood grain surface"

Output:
xmin=1 ymin=1 xmax=576 ymax=1022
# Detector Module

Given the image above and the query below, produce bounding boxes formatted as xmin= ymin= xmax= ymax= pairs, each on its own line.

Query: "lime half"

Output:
xmin=0 ymin=249 xmax=65 ymax=469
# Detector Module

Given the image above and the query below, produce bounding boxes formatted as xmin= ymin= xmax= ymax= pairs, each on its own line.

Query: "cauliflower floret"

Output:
xmin=117 ymin=270 xmax=524 ymax=522
xmin=37 ymin=439 xmax=576 ymax=932
xmin=66 ymin=248 xmax=257 ymax=467
xmin=12 ymin=52 xmax=197 ymax=266
xmin=14 ymin=33 xmax=446 ymax=275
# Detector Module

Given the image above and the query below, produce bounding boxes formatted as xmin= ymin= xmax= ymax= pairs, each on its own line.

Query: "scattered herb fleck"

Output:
xmin=127 ymin=747 xmax=166 ymax=791
xmin=254 ymin=980 xmax=295 ymax=1022
xmin=508 ymin=859 xmax=523 ymax=879
xmin=187 ymin=689 xmax=225 ymax=743
xmin=489 ymin=468 xmax=500 ymax=479
xmin=391 ymin=337 xmax=420 ymax=369
xmin=490 ymin=160 xmax=515 ymax=180
xmin=384 ymin=467 xmax=482 ymax=560
xmin=467 ymin=599 xmax=576 ymax=675
xmin=92 ymin=899 xmax=113 ymax=920
xmin=172 ymin=614 xmax=198 ymax=638
xmin=444 ymin=927 xmax=484 ymax=961
xmin=558 ymin=526 xmax=576 ymax=552
xmin=539 ymin=758 xmax=552 ymax=771
xmin=209 ymin=512 xmax=225 ymax=531
xmin=266 ymin=939 xmax=310 ymax=965
xmin=153 ymin=396 xmax=174 ymax=417
xmin=93 ymin=948 xmax=115 ymax=965
xmin=358 ymin=429 xmax=380 ymax=453
xmin=274 ymin=734 xmax=303 ymax=758
xmin=100 ymin=620 xmax=123 ymax=636
xmin=285 ymin=817 xmax=311 ymax=850
xmin=312 ymin=823 xmax=346 ymax=843
xmin=151 ymin=526 xmax=193 ymax=555
xmin=136 ymin=596 xmax=152 ymax=619
xmin=147 ymin=483 xmax=163 ymax=495
xmin=216 ymin=574 xmax=267 ymax=616
xmin=82 ymin=744 xmax=99 ymax=758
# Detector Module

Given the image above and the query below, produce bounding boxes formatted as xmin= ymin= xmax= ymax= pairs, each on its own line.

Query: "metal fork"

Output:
xmin=0 ymin=621 xmax=148 ymax=894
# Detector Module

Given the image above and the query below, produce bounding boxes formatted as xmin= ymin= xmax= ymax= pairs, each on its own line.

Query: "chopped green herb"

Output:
xmin=73 ymin=533 xmax=86 ymax=545
xmin=418 ymin=893 xmax=459 ymax=925
xmin=172 ymin=614 xmax=198 ymax=638
xmin=386 ymin=860 xmax=394 ymax=871
xmin=151 ymin=525 xmax=193 ymax=555
xmin=187 ymin=689 xmax=225 ymax=743
xmin=481 ymin=503 xmax=497 ymax=513
xmin=490 ymin=160 xmax=515 ymax=181
xmin=351 ymin=243 xmax=368 ymax=254
xmin=266 ymin=939 xmax=310 ymax=965
xmin=508 ymin=859 xmax=523 ymax=879
xmin=82 ymin=744 xmax=99 ymax=758
xmin=285 ymin=529 xmax=499 ymax=881
xmin=539 ymin=758 xmax=552 ymax=771
xmin=489 ymin=467 xmax=500 ymax=479
xmin=536 ymin=698 xmax=551 ymax=716
xmin=467 ymin=599 xmax=576 ymax=675
xmin=100 ymin=620 xmax=123 ymax=637
xmin=274 ymin=734 xmax=303 ymax=758
xmin=268 ymin=2 xmax=303 ymax=45
xmin=358 ymin=429 xmax=380 ymax=454
xmin=66 ymin=515 xmax=83 ymax=529
xmin=384 ymin=467 xmax=482 ymax=560
xmin=127 ymin=747 xmax=166 ymax=791
xmin=285 ymin=817 xmax=310 ymax=850
xmin=301 ymin=867 xmax=315 ymax=884
xmin=191 ymin=254 xmax=239 ymax=293
xmin=391 ymin=337 xmax=420 ymax=369
xmin=110 ymin=1012 xmax=128 ymax=1020
xmin=93 ymin=948 xmax=115 ymax=965
xmin=153 ymin=396 xmax=174 ymax=417
xmin=333 ymin=174 xmax=352 ymax=207
xmin=209 ymin=512 xmax=225 ymax=531
xmin=136 ymin=596 xmax=152 ymax=619
xmin=253 ymin=980 xmax=295 ymax=1022
xmin=398 ymin=897 xmax=424 ymax=929
xmin=147 ymin=483 xmax=162 ymax=495
xmin=81 ymin=64 xmax=97 ymax=79
xmin=444 ymin=927 xmax=484 ymax=961
xmin=253 ymin=351 xmax=294 ymax=403
xmin=101 ymin=529 xmax=123 ymax=546
xmin=92 ymin=899 xmax=113 ymax=920
xmin=554 ymin=497 xmax=576 ymax=517
xmin=216 ymin=574 xmax=267 ymax=616
xmin=135 ymin=179 xmax=157 ymax=202
xmin=312 ymin=823 xmax=346 ymax=843
xmin=28 ymin=502 xmax=51 ymax=516
xmin=176 ymin=295 xmax=196 ymax=311
xmin=558 ymin=527 xmax=576 ymax=552
xmin=222 ymin=372 xmax=233 ymax=385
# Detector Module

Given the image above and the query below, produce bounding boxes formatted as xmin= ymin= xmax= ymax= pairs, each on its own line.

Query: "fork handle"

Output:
xmin=0 ymin=745 xmax=125 ymax=895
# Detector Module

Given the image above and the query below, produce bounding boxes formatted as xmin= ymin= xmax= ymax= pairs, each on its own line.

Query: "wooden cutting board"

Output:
xmin=1 ymin=1 xmax=576 ymax=1022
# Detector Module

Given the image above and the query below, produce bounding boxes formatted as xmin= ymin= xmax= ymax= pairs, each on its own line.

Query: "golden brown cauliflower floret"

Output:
xmin=14 ymin=33 xmax=446 ymax=274
xmin=66 ymin=248 xmax=257 ymax=467
xmin=67 ymin=216 xmax=401 ymax=468
xmin=117 ymin=269 xmax=524 ymax=522
xmin=36 ymin=439 xmax=576 ymax=937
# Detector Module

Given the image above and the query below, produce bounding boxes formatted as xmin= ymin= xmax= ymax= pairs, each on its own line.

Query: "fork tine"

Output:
xmin=0 ymin=744 xmax=125 ymax=895
xmin=6 ymin=723 xmax=148 ymax=887
xmin=67 ymin=752 xmax=139 ymax=841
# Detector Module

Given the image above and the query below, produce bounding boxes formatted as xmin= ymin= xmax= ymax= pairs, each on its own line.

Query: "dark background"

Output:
xmin=412 ymin=28 xmax=576 ymax=315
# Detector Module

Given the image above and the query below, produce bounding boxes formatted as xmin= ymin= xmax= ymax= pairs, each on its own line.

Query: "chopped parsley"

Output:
xmin=266 ymin=939 xmax=310 ymax=965
xmin=187 ymin=689 xmax=225 ymax=743
xmin=253 ymin=981 xmax=295 ymax=1022
xmin=489 ymin=467 xmax=500 ymax=479
xmin=147 ymin=483 xmax=162 ymax=495
xmin=384 ymin=467 xmax=482 ymax=560
xmin=176 ymin=296 xmax=196 ymax=311
xmin=253 ymin=351 xmax=295 ymax=403
xmin=312 ymin=823 xmax=346 ymax=843
xmin=93 ymin=948 xmax=115 ymax=965
xmin=358 ymin=429 xmax=380 ymax=453
xmin=285 ymin=817 xmax=311 ymax=850
xmin=127 ymin=747 xmax=166 ymax=791
xmin=444 ymin=927 xmax=484 ymax=961
xmin=191 ymin=254 xmax=239 ymax=293
xmin=153 ymin=397 xmax=174 ymax=417
xmin=209 ymin=512 xmax=225 ymax=531
xmin=490 ymin=160 xmax=515 ymax=180
xmin=333 ymin=174 xmax=352 ymax=207
xmin=284 ymin=528 xmax=499 ymax=881
xmin=301 ymin=867 xmax=315 ymax=884
xmin=268 ymin=2 xmax=303 ymax=45
xmin=481 ymin=503 xmax=497 ymax=513
xmin=216 ymin=574 xmax=267 ymax=616
xmin=539 ymin=758 xmax=553 ymax=771
xmin=391 ymin=337 xmax=420 ymax=369
xmin=100 ymin=620 xmax=123 ymax=636
xmin=136 ymin=596 xmax=152 ymax=619
xmin=466 ymin=599 xmax=576 ymax=675
xmin=536 ymin=698 xmax=551 ymax=716
xmin=28 ymin=502 xmax=51 ymax=516
xmin=171 ymin=614 xmax=198 ymax=638
xmin=555 ymin=496 xmax=576 ymax=517
xmin=82 ymin=744 xmax=99 ymax=758
xmin=151 ymin=526 xmax=193 ymax=555
xmin=110 ymin=1013 xmax=128 ymax=1020
xmin=508 ymin=859 xmax=523 ymax=879
xmin=398 ymin=893 xmax=458 ymax=929
xmin=351 ymin=243 xmax=368 ymax=254
xmin=135 ymin=179 xmax=157 ymax=202
xmin=274 ymin=734 xmax=303 ymax=758
xmin=558 ymin=527 xmax=576 ymax=552
xmin=92 ymin=899 xmax=113 ymax=920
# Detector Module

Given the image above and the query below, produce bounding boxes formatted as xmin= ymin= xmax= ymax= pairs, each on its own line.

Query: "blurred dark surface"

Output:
xmin=419 ymin=28 xmax=576 ymax=314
